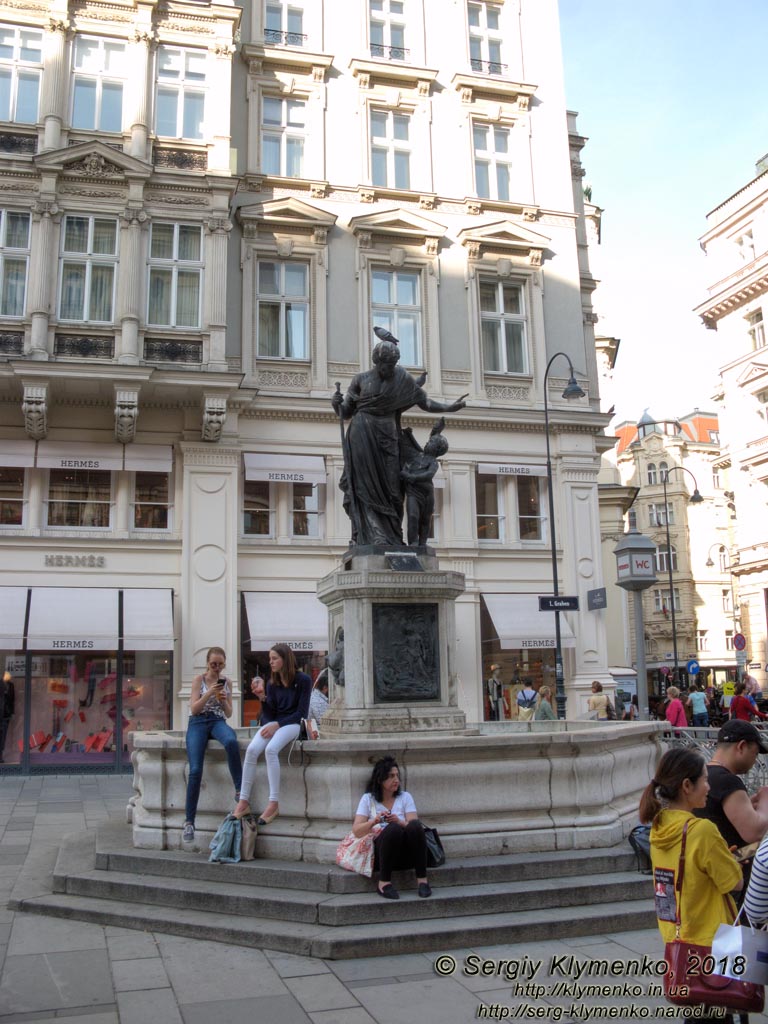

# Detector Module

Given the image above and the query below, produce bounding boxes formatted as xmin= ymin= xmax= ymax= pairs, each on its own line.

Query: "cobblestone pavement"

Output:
xmin=0 ymin=775 xmax=762 ymax=1024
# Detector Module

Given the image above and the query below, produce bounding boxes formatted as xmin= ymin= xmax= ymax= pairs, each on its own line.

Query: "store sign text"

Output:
xmin=45 ymin=554 xmax=106 ymax=568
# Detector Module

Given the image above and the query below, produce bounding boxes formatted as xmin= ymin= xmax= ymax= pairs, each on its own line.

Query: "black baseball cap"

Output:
xmin=717 ymin=719 xmax=768 ymax=752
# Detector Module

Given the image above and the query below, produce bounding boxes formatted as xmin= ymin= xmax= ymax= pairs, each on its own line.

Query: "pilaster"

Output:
xmin=40 ymin=18 xmax=69 ymax=152
xmin=117 ymin=209 xmax=149 ymax=364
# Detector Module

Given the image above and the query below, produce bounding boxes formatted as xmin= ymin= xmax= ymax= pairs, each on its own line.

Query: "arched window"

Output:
xmin=647 ymin=463 xmax=657 ymax=485
xmin=655 ymin=544 xmax=678 ymax=573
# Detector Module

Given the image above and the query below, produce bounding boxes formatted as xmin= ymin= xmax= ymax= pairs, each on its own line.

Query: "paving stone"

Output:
xmin=8 ymin=914 xmax=106 ymax=955
xmin=179 ymin=995 xmax=311 ymax=1024
xmin=111 ymin=956 xmax=169 ymax=992
xmin=104 ymin=926 xmax=159 ymax=960
xmin=117 ymin=987 xmax=182 ymax=1024
xmin=265 ymin=950 xmax=332 ymax=978
xmin=157 ymin=934 xmax=288 ymax=1002
xmin=329 ymin=953 xmax=433 ymax=982
xmin=0 ymin=949 xmax=114 ymax=1014
xmin=289 ymin=974 xmax=361 ymax=1012
xmin=309 ymin=1009 xmax=377 ymax=1024
xmin=19 ymin=1013 xmax=119 ymax=1024
xmin=351 ymin=976 xmax=478 ymax=1024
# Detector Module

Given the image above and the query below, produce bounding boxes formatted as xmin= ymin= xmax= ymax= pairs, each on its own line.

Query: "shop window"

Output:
xmin=256 ymin=260 xmax=309 ymax=359
xmin=370 ymin=0 xmax=407 ymax=60
xmin=647 ymin=463 xmax=657 ymax=485
xmin=265 ymin=2 xmax=305 ymax=45
xmin=59 ymin=215 xmax=118 ymax=323
xmin=371 ymin=268 xmax=421 ymax=366
xmin=132 ymin=472 xmax=170 ymax=530
xmin=476 ymin=472 xmax=501 ymax=541
xmin=467 ymin=2 xmax=503 ymax=74
xmin=291 ymin=483 xmax=320 ymax=537
xmin=370 ymin=108 xmax=411 ymax=190
xmin=243 ymin=480 xmax=273 ymax=536
xmin=473 ymin=121 xmax=510 ymax=201
xmin=47 ymin=468 xmax=112 ymax=528
xmin=655 ymin=544 xmax=677 ymax=573
xmin=72 ymin=36 xmax=127 ymax=132
xmin=0 ymin=209 xmax=29 ymax=317
xmin=0 ymin=466 xmax=23 ymax=525
xmin=155 ymin=46 xmax=206 ymax=140
xmin=147 ymin=223 xmax=202 ymax=329
xmin=0 ymin=23 xmax=42 ymax=124
xmin=261 ymin=96 xmax=305 ymax=177
xmin=517 ymin=476 xmax=542 ymax=541
xmin=479 ymin=278 xmax=527 ymax=374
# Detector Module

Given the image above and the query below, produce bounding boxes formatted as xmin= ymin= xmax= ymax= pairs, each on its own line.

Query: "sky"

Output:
xmin=558 ymin=0 xmax=768 ymax=424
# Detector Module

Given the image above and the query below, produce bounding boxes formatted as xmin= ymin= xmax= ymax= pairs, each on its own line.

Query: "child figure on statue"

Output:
xmin=400 ymin=418 xmax=448 ymax=547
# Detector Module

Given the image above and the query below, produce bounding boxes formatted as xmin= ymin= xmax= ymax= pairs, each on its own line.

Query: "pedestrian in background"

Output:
xmin=687 ymin=683 xmax=709 ymax=728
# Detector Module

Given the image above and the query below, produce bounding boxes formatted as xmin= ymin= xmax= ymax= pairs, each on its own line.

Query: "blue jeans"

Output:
xmin=185 ymin=714 xmax=242 ymax=824
xmin=692 ymin=713 xmax=709 ymax=728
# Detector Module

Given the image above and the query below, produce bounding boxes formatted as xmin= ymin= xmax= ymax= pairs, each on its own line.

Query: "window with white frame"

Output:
xmin=261 ymin=96 xmax=305 ymax=177
xmin=370 ymin=108 xmax=410 ymax=190
xmin=627 ymin=507 xmax=637 ymax=530
xmin=722 ymin=588 xmax=733 ymax=613
xmin=655 ymin=544 xmax=678 ymax=573
xmin=291 ymin=483 xmax=320 ymax=537
xmin=427 ymin=488 xmax=442 ymax=543
xmin=0 ymin=209 xmax=30 ymax=317
xmin=59 ymin=215 xmax=118 ymax=323
xmin=517 ymin=476 xmax=543 ymax=541
xmin=658 ymin=461 xmax=669 ymax=478
xmin=747 ymin=310 xmax=765 ymax=351
xmin=467 ymin=2 xmax=503 ymax=74
xmin=371 ymin=268 xmax=421 ymax=366
xmin=0 ymin=465 xmax=23 ymax=526
xmin=265 ymin=2 xmax=305 ymax=45
xmin=370 ymin=0 xmax=406 ymax=60
xmin=155 ymin=46 xmax=206 ymax=140
xmin=476 ymin=472 xmax=501 ymax=541
xmin=473 ymin=122 xmax=510 ymax=201
xmin=147 ymin=223 xmax=202 ymax=329
xmin=712 ymin=467 xmax=721 ymax=489
xmin=725 ymin=629 xmax=735 ymax=651
xmin=647 ymin=463 xmax=657 ymax=485
xmin=649 ymin=502 xmax=673 ymax=527
xmin=256 ymin=260 xmax=309 ymax=359
xmin=696 ymin=629 xmax=709 ymax=652
xmin=479 ymin=278 xmax=527 ymax=374
xmin=132 ymin=472 xmax=170 ymax=530
xmin=653 ymin=588 xmax=680 ymax=614
xmin=47 ymin=469 xmax=111 ymax=528
xmin=243 ymin=480 xmax=273 ymax=536
xmin=0 ymin=24 xmax=42 ymax=124
xmin=72 ymin=36 xmax=127 ymax=133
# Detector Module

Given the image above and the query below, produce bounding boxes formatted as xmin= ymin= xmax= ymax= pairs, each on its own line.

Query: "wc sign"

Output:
xmin=617 ymin=553 xmax=655 ymax=580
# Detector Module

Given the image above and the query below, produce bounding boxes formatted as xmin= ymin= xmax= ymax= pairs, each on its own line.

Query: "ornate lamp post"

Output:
xmin=661 ymin=466 xmax=704 ymax=684
xmin=543 ymin=352 xmax=585 ymax=718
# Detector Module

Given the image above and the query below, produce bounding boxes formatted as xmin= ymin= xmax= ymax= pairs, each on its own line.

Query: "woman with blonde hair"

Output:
xmin=534 ymin=685 xmax=556 ymax=721
xmin=587 ymin=680 xmax=609 ymax=720
xmin=664 ymin=686 xmax=688 ymax=729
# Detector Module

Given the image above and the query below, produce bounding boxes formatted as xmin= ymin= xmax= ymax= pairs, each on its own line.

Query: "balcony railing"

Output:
xmin=470 ymin=57 xmax=508 ymax=76
xmin=264 ymin=28 xmax=307 ymax=46
xmin=370 ymin=43 xmax=410 ymax=62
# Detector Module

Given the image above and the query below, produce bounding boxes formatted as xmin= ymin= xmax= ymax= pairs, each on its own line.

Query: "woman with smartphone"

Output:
xmin=350 ymin=755 xmax=432 ymax=900
xmin=183 ymin=646 xmax=243 ymax=846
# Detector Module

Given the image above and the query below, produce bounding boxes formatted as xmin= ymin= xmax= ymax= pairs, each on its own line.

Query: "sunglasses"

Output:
xmin=209 ymin=661 xmax=225 ymax=668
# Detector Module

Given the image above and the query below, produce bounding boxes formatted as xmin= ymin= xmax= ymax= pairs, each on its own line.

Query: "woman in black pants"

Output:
xmin=352 ymin=755 xmax=431 ymax=899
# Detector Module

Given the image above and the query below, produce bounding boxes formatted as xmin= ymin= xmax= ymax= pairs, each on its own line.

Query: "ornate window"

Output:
xmin=256 ymin=260 xmax=309 ymax=359
xmin=155 ymin=47 xmax=206 ymax=140
xmin=371 ymin=267 xmax=421 ymax=366
xmin=653 ymin=588 xmax=680 ymax=614
xmin=476 ymin=472 xmax=501 ymax=541
xmin=647 ymin=463 xmax=657 ymax=485
xmin=370 ymin=109 xmax=411 ymax=190
xmin=59 ymin=215 xmax=118 ymax=323
xmin=473 ymin=121 xmax=510 ymax=201
xmin=261 ymin=96 xmax=305 ymax=177
xmin=0 ymin=209 xmax=30 ymax=317
xmin=72 ymin=36 xmax=127 ymax=133
xmin=655 ymin=544 xmax=677 ymax=573
xmin=467 ymin=2 xmax=503 ymax=74
xmin=47 ymin=469 xmax=112 ymax=528
xmin=291 ymin=483 xmax=320 ymax=536
xmin=517 ymin=476 xmax=542 ymax=541
xmin=649 ymin=502 xmax=673 ymax=527
xmin=370 ymin=0 xmax=407 ymax=61
xmin=0 ymin=24 xmax=42 ymax=124
xmin=479 ymin=278 xmax=527 ymax=374
xmin=147 ymin=223 xmax=202 ymax=329
xmin=0 ymin=466 xmax=23 ymax=526
xmin=132 ymin=472 xmax=170 ymax=530
xmin=265 ymin=2 xmax=305 ymax=45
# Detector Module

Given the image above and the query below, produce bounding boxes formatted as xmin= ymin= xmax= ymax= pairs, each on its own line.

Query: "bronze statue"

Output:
xmin=332 ymin=329 xmax=466 ymax=548
xmin=400 ymin=418 xmax=448 ymax=547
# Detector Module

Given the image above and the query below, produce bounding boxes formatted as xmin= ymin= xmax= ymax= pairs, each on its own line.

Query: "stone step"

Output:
xmin=14 ymin=891 xmax=658 ymax=960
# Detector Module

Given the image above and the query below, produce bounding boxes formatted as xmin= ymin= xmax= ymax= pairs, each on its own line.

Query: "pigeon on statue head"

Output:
xmin=373 ymin=325 xmax=399 ymax=345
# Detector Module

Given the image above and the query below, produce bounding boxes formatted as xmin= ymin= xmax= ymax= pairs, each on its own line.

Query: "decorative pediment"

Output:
xmin=349 ymin=207 xmax=447 ymax=255
xmin=237 ymin=196 xmax=337 ymax=245
xmin=736 ymin=359 xmax=768 ymax=389
xmin=241 ymin=43 xmax=334 ymax=84
xmin=458 ymin=218 xmax=550 ymax=265
xmin=349 ymin=58 xmax=438 ymax=97
xmin=451 ymin=73 xmax=536 ymax=107
xmin=35 ymin=141 xmax=152 ymax=181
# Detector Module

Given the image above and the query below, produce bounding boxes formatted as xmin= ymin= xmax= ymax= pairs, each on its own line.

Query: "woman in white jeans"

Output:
xmin=233 ymin=644 xmax=312 ymax=826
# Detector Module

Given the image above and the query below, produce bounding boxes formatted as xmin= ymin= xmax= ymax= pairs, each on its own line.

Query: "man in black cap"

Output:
xmin=695 ymin=719 xmax=768 ymax=899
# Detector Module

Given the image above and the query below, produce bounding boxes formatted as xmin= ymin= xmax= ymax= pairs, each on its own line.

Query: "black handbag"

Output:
xmin=422 ymin=823 xmax=445 ymax=868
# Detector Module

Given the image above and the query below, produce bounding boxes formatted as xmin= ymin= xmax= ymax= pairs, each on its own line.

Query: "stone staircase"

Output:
xmin=10 ymin=822 xmax=656 ymax=959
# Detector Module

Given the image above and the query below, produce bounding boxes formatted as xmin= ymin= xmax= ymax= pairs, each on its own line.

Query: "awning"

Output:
xmin=122 ymin=589 xmax=174 ymax=650
xmin=36 ymin=441 xmax=124 ymax=471
xmin=483 ymin=593 xmax=576 ymax=649
xmin=0 ymin=587 xmax=29 ymax=648
xmin=123 ymin=445 xmax=174 ymax=473
xmin=478 ymin=462 xmax=547 ymax=478
xmin=243 ymin=591 xmax=328 ymax=651
xmin=0 ymin=440 xmax=36 ymax=467
xmin=243 ymin=453 xmax=326 ymax=485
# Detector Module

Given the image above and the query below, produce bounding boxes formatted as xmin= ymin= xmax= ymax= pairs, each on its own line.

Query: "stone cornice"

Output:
xmin=695 ymin=255 xmax=768 ymax=325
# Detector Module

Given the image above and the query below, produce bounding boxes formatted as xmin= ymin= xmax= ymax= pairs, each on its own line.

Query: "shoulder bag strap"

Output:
xmin=674 ymin=820 xmax=690 ymax=938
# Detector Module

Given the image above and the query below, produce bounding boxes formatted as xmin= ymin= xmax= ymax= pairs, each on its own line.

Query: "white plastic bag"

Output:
xmin=712 ymin=908 xmax=768 ymax=985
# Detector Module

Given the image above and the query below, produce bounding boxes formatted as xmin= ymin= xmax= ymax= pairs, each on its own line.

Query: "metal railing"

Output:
xmin=665 ymin=726 xmax=768 ymax=794
xmin=264 ymin=29 xmax=307 ymax=46
xmin=370 ymin=43 xmax=410 ymax=61
xmin=470 ymin=57 xmax=508 ymax=76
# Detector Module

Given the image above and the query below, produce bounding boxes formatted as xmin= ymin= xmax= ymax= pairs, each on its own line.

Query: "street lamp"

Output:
xmin=705 ymin=544 xmax=741 ymax=681
xmin=661 ymin=466 xmax=704 ymax=684
xmin=543 ymin=352 xmax=585 ymax=718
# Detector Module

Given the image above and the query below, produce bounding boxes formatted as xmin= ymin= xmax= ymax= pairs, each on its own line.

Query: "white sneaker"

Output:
xmin=182 ymin=822 xmax=195 ymax=845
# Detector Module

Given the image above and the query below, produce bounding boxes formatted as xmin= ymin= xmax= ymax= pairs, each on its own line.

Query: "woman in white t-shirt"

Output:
xmin=351 ymin=755 xmax=431 ymax=900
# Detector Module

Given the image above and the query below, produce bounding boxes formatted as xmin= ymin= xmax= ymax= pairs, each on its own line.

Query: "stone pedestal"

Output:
xmin=316 ymin=551 xmax=466 ymax=734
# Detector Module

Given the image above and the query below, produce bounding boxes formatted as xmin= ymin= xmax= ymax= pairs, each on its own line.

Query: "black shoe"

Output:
xmin=418 ymin=882 xmax=432 ymax=898
xmin=378 ymin=884 xmax=399 ymax=899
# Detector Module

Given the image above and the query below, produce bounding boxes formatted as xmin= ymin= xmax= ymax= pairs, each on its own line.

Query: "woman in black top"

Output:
xmin=233 ymin=644 xmax=312 ymax=826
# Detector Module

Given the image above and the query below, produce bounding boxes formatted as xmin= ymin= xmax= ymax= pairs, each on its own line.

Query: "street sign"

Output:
xmin=587 ymin=587 xmax=607 ymax=611
xmin=660 ymin=666 xmax=671 ymax=676
xmin=733 ymin=633 xmax=747 ymax=651
xmin=539 ymin=596 xmax=579 ymax=612
xmin=687 ymin=660 xmax=700 ymax=675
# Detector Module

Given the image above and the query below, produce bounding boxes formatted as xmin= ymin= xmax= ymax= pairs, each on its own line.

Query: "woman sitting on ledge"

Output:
xmin=352 ymin=755 xmax=432 ymax=900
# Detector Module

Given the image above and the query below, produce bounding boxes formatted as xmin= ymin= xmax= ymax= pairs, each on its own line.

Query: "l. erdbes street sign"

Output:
xmin=539 ymin=596 xmax=579 ymax=612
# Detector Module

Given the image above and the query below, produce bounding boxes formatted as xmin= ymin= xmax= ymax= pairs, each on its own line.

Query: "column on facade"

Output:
xmin=40 ymin=19 xmax=68 ymax=152
xmin=117 ymin=209 xmax=147 ymax=364
xmin=179 ymin=444 xmax=241 ymax=724
xmin=127 ymin=29 xmax=152 ymax=160
xmin=204 ymin=217 xmax=231 ymax=371
xmin=27 ymin=202 xmax=59 ymax=358
xmin=207 ymin=43 xmax=235 ymax=173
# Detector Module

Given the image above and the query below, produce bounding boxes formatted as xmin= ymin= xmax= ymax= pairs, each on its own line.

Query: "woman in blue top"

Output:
xmin=233 ymin=644 xmax=312 ymax=826
xmin=687 ymin=683 xmax=709 ymax=728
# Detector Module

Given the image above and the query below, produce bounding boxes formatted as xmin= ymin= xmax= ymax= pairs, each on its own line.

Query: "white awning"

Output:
xmin=243 ymin=591 xmax=328 ymax=651
xmin=27 ymin=587 xmax=120 ymax=649
xmin=0 ymin=587 xmax=29 ymax=648
xmin=122 ymin=589 xmax=175 ymax=649
xmin=36 ymin=441 xmax=124 ymax=471
xmin=478 ymin=462 xmax=548 ymax=478
xmin=123 ymin=445 xmax=174 ymax=473
xmin=0 ymin=440 xmax=36 ymax=468
xmin=243 ymin=453 xmax=326 ymax=485
xmin=483 ymin=593 xmax=576 ymax=649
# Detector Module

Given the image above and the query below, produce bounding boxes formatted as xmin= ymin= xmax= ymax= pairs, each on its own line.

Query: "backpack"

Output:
xmin=606 ymin=698 xmax=616 ymax=721
xmin=208 ymin=814 xmax=242 ymax=863
xmin=628 ymin=824 xmax=652 ymax=874
xmin=518 ymin=689 xmax=537 ymax=710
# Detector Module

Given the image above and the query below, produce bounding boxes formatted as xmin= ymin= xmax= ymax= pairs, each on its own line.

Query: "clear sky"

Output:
xmin=558 ymin=0 xmax=768 ymax=423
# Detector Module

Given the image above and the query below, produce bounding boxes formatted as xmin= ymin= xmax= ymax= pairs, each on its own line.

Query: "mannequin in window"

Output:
xmin=0 ymin=671 xmax=15 ymax=763
xmin=486 ymin=664 xmax=504 ymax=721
